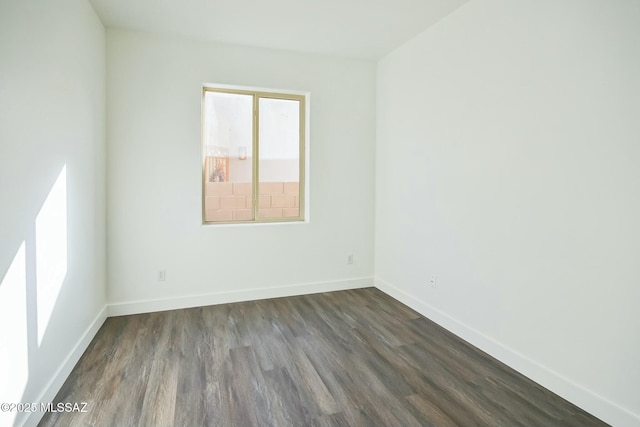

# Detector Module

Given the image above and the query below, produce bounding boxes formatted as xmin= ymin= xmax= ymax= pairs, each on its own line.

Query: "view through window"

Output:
xmin=202 ymin=87 xmax=306 ymax=223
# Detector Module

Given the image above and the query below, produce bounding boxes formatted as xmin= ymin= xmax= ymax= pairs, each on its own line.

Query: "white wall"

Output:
xmin=0 ymin=0 xmax=106 ymax=425
xmin=375 ymin=1 xmax=640 ymax=426
xmin=106 ymin=29 xmax=375 ymax=312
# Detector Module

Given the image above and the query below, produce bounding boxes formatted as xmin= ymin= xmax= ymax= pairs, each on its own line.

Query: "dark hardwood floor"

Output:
xmin=39 ymin=287 xmax=609 ymax=427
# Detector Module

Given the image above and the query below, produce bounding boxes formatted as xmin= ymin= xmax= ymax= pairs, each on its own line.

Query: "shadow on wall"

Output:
xmin=0 ymin=165 xmax=69 ymax=427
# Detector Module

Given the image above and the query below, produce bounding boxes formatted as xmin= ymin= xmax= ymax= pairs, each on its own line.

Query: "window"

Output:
xmin=202 ymin=86 xmax=306 ymax=224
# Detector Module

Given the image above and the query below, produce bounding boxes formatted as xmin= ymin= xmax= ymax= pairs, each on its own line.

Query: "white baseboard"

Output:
xmin=23 ymin=306 xmax=107 ymax=427
xmin=374 ymin=277 xmax=640 ymax=427
xmin=107 ymin=277 xmax=373 ymax=317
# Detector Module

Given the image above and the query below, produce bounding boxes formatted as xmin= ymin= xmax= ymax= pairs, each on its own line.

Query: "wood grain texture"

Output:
xmin=39 ymin=288 xmax=609 ymax=427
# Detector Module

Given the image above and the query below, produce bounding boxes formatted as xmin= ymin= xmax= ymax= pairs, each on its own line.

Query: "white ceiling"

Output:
xmin=89 ymin=0 xmax=468 ymax=60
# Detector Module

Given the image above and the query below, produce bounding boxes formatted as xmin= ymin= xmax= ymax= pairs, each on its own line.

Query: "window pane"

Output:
xmin=203 ymin=91 xmax=254 ymax=222
xmin=257 ymin=98 xmax=301 ymax=220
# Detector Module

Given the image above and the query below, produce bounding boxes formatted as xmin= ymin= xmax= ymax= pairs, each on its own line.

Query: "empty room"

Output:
xmin=1 ymin=0 xmax=638 ymax=426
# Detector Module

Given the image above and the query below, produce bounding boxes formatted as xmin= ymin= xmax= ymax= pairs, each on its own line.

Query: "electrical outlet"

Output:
xmin=158 ymin=270 xmax=166 ymax=282
xmin=347 ymin=253 xmax=354 ymax=265
xmin=429 ymin=274 xmax=436 ymax=287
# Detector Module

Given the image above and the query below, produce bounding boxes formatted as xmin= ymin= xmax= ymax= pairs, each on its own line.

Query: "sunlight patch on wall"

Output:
xmin=0 ymin=241 xmax=29 ymax=427
xmin=36 ymin=166 xmax=68 ymax=346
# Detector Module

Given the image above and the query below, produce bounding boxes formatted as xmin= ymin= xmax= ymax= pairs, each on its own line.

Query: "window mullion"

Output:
xmin=252 ymin=94 xmax=259 ymax=221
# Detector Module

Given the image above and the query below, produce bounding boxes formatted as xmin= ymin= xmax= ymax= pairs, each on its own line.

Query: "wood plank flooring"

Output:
xmin=39 ymin=288 xmax=609 ymax=427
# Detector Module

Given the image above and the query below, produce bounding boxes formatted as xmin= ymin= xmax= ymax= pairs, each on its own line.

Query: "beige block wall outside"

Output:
xmin=204 ymin=182 xmax=300 ymax=222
